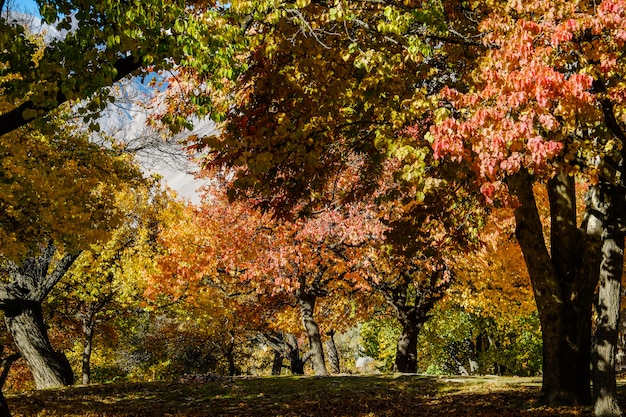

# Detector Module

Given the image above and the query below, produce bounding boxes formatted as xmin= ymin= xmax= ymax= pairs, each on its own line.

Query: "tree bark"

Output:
xmin=297 ymin=290 xmax=327 ymax=376
xmin=508 ymin=171 xmax=597 ymax=406
xmin=326 ymin=329 xmax=340 ymax=374
xmin=0 ymin=244 xmax=79 ymax=389
xmin=285 ymin=333 xmax=306 ymax=375
xmin=0 ymin=352 xmax=20 ymax=417
xmin=4 ymin=302 xmax=73 ymax=389
xmin=260 ymin=332 xmax=307 ymax=375
xmin=81 ymin=316 xmax=95 ymax=385
xmin=271 ymin=349 xmax=283 ymax=375
xmin=592 ymin=185 xmax=625 ymax=417
xmin=394 ymin=316 xmax=421 ymax=373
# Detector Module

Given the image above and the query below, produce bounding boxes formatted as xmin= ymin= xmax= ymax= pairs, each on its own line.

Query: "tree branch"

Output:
xmin=0 ymin=353 xmax=20 ymax=389
xmin=33 ymin=251 xmax=81 ymax=302
xmin=0 ymin=54 xmax=142 ymax=137
xmin=0 ymin=282 xmax=29 ymax=308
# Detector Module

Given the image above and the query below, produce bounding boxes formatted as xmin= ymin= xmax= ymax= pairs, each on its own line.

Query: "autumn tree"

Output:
xmin=171 ymin=1 xmax=488 ymax=377
xmin=150 ymin=169 xmax=381 ymax=376
xmin=359 ymin=150 xmax=485 ymax=373
xmin=145 ymin=191 xmax=266 ymax=377
xmin=429 ymin=1 xmax=626 ymax=411
xmin=0 ymin=15 xmax=146 ymax=389
xmin=0 ymin=113 xmax=143 ymax=390
xmin=0 ymin=37 xmax=144 ymax=388
xmin=208 ymin=185 xmax=380 ymax=376
xmin=48 ymin=183 xmax=168 ymax=385
xmin=255 ymin=206 xmax=384 ymax=376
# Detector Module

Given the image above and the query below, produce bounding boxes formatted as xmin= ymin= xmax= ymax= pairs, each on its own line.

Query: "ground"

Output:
xmin=7 ymin=375 xmax=606 ymax=416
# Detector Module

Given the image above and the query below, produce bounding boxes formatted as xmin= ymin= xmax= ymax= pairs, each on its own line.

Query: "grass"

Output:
xmin=6 ymin=374 xmax=601 ymax=416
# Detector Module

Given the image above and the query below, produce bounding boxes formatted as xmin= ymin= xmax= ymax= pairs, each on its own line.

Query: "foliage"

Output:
xmin=452 ymin=207 xmax=537 ymax=319
xmin=186 ymin=2 xmax=478 ymax=211
xmin=429 ymin=0 xmax=626 ymax=197
xmin=416 ymin=305 xmax=542 ymax=377
xmin=0 ymin=114 xmax=142 ymax=260
xmin=358 ymin=302 xmax=542 ymax=378
xmin=114 ymin=311 xmax=244 ymax=382
xmin=45 ymin=183 xmax=172 ymax=383
xmin=359 ymin=317 xmax=400 ymax=372
xmin=0 ymin=0 xmax=245 ymax=136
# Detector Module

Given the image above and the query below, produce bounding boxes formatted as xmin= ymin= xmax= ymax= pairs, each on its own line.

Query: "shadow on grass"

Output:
xmin=7 ymin=375 xmax=597 ymax=417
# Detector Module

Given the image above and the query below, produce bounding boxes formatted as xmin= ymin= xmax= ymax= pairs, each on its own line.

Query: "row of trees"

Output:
xmin=2 ymin=1 xmax=626 ymax=417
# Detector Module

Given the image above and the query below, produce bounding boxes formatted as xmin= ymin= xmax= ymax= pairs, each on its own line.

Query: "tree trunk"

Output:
xmin=0 ymin=393 xmax=10 ymax=417
xmin=271 ymin=350 xmax=283 ymax=375
xmin=285 ymin=333 xmax=306 ymax=375
xmin=0 ymin=352 xmax=20 ymax=417
xmin=326 ymin=329 xmax=340 ymax=374
xmin=394 ymin=317 xmax=421 ymax=373
xmin=0 ymin=245 xmax=79 ymax=390
xmin=5 ymin=303 xmax=73 ymax=389
xmin=225 ymin=345 xmax=239 ymax=376
xmin=297 ymin=291 xmax=327 ymax=376
xmin=81 ymin=317 xmax=95 ymax=385
xmin=261 ymin=333 xmax=305 ymax=375
xmin=538 ymin=302 xmax=593 ymax=405
xmin=508 ymin=171 xmax=597 ymax=406
xmin=592 ymin=185 xmax=625 ymax=417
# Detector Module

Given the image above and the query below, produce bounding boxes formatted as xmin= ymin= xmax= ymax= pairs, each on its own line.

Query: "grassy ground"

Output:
xmin=6 ymin=374 xmax=603 ymax=416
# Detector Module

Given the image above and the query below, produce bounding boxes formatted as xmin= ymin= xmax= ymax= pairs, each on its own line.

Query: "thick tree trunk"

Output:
xmin=326 ymin=329 xmax=340 ymax=374
xmin=539 ymin=303 xmax=593 ymax=405
xmin=508 ymin=171 xmax=597 ymax=406
xmin=297 ymin=292 xmax=327 ymax=376
xmin=5 ymin=303 xmax=73 ymax=389
xmin=592 ymin=185 xmax=625 ymax=417
xmin=0 ymin=245 xmax=79 ymax=390
xmin=394 ymin=318 xmax=421 ymax=373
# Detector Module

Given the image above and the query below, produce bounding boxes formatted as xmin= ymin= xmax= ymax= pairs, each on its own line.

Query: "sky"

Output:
xmin=11 ymin=0 xmax=39 ymax=15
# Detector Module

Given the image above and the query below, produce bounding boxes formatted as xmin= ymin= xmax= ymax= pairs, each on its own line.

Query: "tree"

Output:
xmin=429 ymin=1 xmax=626 ymax=410
xmin=177 ymin=1 xmax=487 ymax=377
xmin=0 ymin=101 xmax=142 ymax=389
xmin=362 ymin=154 xmax=484 ymax=373
xmin=0 ymin=0 xmax=244 ymax=137
xmin=48 ymin=183 xmax=167 ymax=385
xmin=0 ymin=243 xmax=78 ymax=388
xmin=150 ymin=171 xmax=382 ymax=376
xmin=202 ymin=181 xmax=382 ymax=376
xmin=145 ymin=191 xmax=270 ymax=377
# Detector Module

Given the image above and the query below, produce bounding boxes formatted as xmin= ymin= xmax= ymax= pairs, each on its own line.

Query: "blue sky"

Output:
xmin=11 ymin=0 xmax=39 ymax=15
